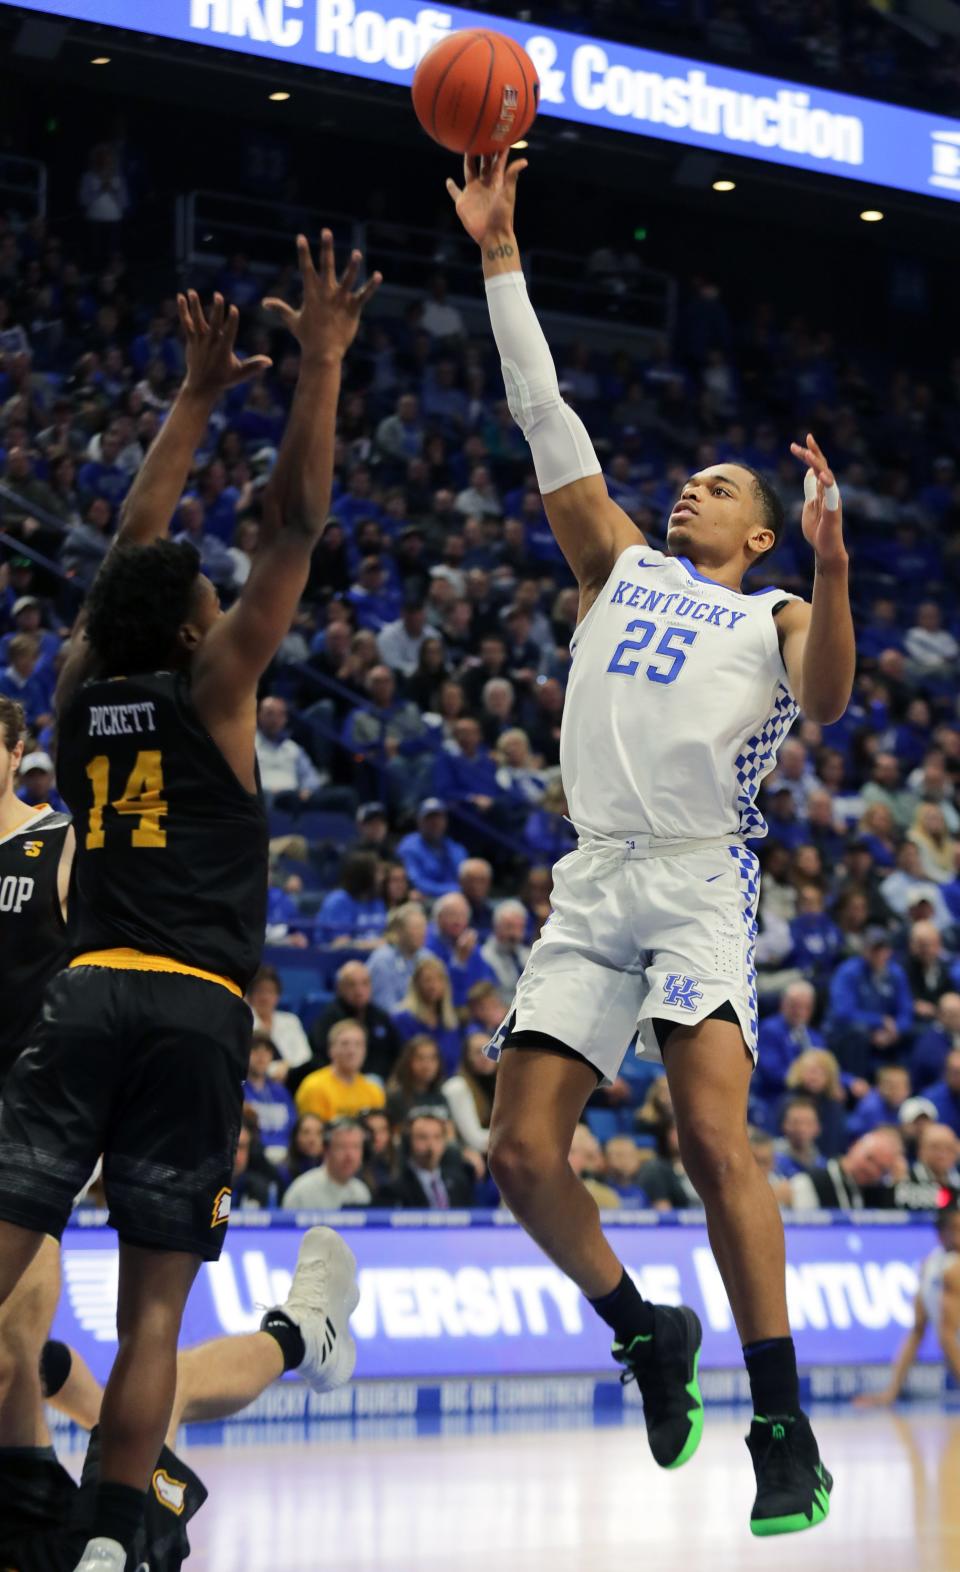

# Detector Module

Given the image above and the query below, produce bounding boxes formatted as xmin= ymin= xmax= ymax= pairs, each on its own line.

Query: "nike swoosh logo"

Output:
xmin=638 ymin=558 xmax=666 ymax=568
xmin=705 ymin=874 xmax=723 ymax=883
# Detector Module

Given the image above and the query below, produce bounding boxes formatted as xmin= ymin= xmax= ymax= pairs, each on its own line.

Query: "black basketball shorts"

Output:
xmin=0 ymin=1430 xmax=207 ymax=1572
xmin=0 ymin=964 xmax=252 ymax=1261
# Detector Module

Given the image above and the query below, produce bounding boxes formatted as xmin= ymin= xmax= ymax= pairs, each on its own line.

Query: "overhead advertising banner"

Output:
xmin=10 ymin=0 xmax=960 ymax=202
xmin=54 ymin=1216 xmax=937 ymax=1386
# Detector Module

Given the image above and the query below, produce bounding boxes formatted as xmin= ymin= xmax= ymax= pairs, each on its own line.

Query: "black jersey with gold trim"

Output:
xmin=0 ymin=804 xmax=70 ymax=1086
xmin=57 ymin=670 xmax=268 ymax=992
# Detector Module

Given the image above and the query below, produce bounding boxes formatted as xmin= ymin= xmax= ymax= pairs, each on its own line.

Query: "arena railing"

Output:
xmin=175 ymin=189 xmax=676 ymax=349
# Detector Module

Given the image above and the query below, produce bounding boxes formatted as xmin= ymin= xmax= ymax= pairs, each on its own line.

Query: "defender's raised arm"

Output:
xmin=447 ymin=154 xmax=641 ymax=598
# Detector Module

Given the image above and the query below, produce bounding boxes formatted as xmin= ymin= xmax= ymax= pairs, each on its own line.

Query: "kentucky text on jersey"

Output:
xmin=88 ymin=701 xmax=158 ymax=738
xmin=609 ymin=578 xmax=748 ymax=631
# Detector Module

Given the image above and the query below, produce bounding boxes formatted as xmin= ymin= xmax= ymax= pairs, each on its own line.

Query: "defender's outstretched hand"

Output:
xmin=263 ymin=231 xmax=382 ymax=363
xmin=791 ymin=431 xmax=847 ymax=568
xmin=178 ymin=290 xmax=272 ymax=398
xmin=446 ymin=151 xmax=528 ymax=247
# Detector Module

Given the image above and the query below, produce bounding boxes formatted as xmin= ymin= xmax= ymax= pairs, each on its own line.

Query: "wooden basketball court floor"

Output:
xmin=68 ymin=1405 xmax=960 ymax=1572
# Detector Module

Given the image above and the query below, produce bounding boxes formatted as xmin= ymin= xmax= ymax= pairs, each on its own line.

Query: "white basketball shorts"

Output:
xmin=486 ymin=839 xmax=761 ymax=1085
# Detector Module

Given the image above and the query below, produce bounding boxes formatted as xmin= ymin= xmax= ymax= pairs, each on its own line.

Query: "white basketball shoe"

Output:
xmin=267 ymin=1225 xmax=360 ymax=1392
xmin=71 ymin=1539 xmax=126 ymax=1572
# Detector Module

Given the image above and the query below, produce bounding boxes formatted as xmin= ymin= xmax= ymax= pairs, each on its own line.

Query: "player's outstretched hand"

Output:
xmin=446 ymin=151 xmax=528 ymax=246
xmin=262 ymin=232 xmax=382 ymax=363
xmin=179 ymin=290 xmax=272 ymax=399
xmin=791 ymin=431 xmax=847 ymax=568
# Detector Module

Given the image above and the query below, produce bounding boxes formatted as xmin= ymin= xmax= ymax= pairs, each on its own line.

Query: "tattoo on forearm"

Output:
xmin=486 ymin=243 xmax=515 ymax=261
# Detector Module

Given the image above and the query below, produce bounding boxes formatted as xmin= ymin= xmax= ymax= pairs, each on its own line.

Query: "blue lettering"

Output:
xmin=727 ymin=610 xmax=747 ymax=631
xmin=705 ymin=604 xmax=725 ymax=627
xmin=641 ymin=589 xmax=664 ymax=613
xmin=626 ymin=584 xmax=647 ymax=608
xmin=659 ymin=593 xmax=680 ymax=614
xmin=610 ymin=580 xmax=631 ymax=605
xmin=690 ymin=602 xmax=710 ymax=621
xmin=673 ymin=596 xmax=696 ymax=618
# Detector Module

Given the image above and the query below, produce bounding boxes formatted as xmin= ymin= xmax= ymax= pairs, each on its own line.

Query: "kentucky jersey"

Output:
xmin=561 ymin=547 xmax=800 ymax=841
xmin=0 ymin=804 xmax=70 ymax=1086
xmin=919 ymin=1246 xmax=959 ymax=1333
xmin=57 ymin=671 xmax=268 ymax=991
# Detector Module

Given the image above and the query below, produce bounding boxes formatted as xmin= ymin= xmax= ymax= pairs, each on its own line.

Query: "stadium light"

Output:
xmin=712 ymin=179 xmax=736 ymax=192
xmin=269 ymin=90 xmax=291 ymax=101
xmin=90 ymin=55 xmax=109 ymax=64
xmin=859 ymin=208 xmax=884 ymax=222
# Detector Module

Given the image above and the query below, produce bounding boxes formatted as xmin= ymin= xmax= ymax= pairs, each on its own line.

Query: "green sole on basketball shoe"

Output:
xmin=750 ymin=1465 xmax=833 ymax=1536
xmin=664 ymin=1345 xmax=704 ymax=1470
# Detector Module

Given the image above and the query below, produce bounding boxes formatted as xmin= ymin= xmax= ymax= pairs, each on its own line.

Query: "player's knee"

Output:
xmin=488 ymin=1126 xmax=556 ymax=1202
xmin=677 ymin=1119 xmax=750 ymax=1195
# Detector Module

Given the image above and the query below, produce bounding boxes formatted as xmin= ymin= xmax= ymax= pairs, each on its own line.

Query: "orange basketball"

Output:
xmin=412 ymin=29 xmax=540 ymax=157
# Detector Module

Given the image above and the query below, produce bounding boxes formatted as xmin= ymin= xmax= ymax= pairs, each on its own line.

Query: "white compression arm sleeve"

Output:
xmin=485 ymin=272 xmax=602 ymax=495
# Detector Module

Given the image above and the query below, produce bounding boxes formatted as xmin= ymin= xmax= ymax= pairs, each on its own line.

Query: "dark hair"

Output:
xmin=339 ymin=850 xmax=380 ymax=900
xmin=84 ymin=540 xmax=202 ymax=675
xmin=737 ymin=464 xmax=785 ymax=551
xmin=0 ymin=696 xmax=26 ymax=752
xmin=249 ymin=965 xmax=281 ymax=995
xmin=285 ymin=1113 xmax=325 ymax=1180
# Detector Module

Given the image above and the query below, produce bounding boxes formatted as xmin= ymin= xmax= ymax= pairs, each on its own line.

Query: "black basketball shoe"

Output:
xmin=613 ymin=1304 xmax=703 ymax=1469
xmin=746 ymin=1412 xmax=832 ymax=1536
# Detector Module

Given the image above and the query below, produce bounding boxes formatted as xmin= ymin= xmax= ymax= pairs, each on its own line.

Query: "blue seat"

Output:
xmin=299 ymin=990 xmax=334 ymax=1029
xmin=295 ymin=812 xmax=356 ymax=846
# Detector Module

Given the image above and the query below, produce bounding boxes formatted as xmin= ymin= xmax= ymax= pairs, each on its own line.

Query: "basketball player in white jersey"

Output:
xmin=446 ymin=152 xmax=854 ymax=1535
xmin=854 ymin=1199 xmax=960 ymax=1405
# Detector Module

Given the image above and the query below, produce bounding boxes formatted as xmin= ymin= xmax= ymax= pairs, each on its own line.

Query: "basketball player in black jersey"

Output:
xmin=0 ymin=233 xmax=380 ymax=1571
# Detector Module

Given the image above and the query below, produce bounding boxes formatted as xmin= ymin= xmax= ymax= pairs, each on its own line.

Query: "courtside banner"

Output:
xmin=55 ymin=1214 xmax=937 ymax=1385
xmin=10 ymin=0 xmax=960 ymax=202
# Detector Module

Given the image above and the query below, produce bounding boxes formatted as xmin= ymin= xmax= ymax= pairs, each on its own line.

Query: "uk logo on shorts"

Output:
xmin=663 ymin=974 xmax=703 ymax=1011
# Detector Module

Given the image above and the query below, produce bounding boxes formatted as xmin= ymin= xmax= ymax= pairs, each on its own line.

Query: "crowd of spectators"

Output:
xmin=475 ymin=0 xmax=960 ymax=110
xmin=4 ymin=182 xmax=960 ymax=1217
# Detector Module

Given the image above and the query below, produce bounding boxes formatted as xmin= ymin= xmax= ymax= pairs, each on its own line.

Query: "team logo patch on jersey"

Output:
xmin=153 ymin=1467 xmax=187 ymax=1515
xmin=211 ymin=1186 xmax=232 ymax=1227
xmin=662 ymin=974 xmax=704 ymax=1011
xmin=22 ymin=840 xmax=42 ymax=858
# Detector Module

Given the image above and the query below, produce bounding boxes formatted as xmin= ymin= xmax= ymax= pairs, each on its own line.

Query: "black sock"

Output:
xmin=588 ymin=1269 xmax=656 ymax=1345
xmin=743 ymin=1336 xmax=800 ymax=1417
xmin=261 ymin=1308 xmax=306 ymax=1372
xmin=91 ymin=1481 xmax=146 ymax=1550
xmin=39 ymin=1339 xmax=73 ymax=1399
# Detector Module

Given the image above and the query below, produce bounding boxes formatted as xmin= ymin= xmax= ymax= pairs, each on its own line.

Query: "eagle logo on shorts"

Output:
xmin=153 ymin=1467 xmax=187 ymax=1515
xmin=22 ymin=841 xmax=42 ymax=858
xmin=211 ymin=1186 xmax=232 ymax=1227
xmin=663 ymin=974 xmax=703 ymax=1011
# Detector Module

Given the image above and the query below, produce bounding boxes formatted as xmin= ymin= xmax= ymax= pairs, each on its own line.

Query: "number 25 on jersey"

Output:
xmin=86 ymin=751 xmax=168 ymax=850
xmin=607 ymin=619 xmax=697 ymax=686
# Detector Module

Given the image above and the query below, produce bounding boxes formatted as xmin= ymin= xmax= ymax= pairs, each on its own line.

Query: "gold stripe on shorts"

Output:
xmin=69 ymin=947 xmax=242 ymax=998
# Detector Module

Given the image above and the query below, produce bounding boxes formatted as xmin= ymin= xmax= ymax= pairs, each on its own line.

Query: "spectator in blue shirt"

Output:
xmin=77 ymin=427 xmax=131 ymax=509
xmin=826 ymin=927 xmax=915 ymax=1077
xmin=0 ymin=634 xmax=54 ymax=730
xmin=846 ymin=1064 xmax=912 ymax=1141
xmin=753 ymin=980 xmax=825 ymax=1114
xmin=347 ymin=556 xmax=402 ymax=633
xmin=911 ymin=993 xmax=960 ymax=1090
xmin=0 ymin=596 xmax=60 ymax=668
xmin=368 ymin=902 xmax=431 ymax=1014
xmin=15 ymin=750 xmax=66 ymax=814
xmin=314 ymin=851 xmax=388 ymax=949
xmin=432 ymin=717 xmax=519 ymax=840
xmin=390 ymin=954 xmax=463 ymax=1075
xmin=173 ymin=494 xmax=235 ymax=591
xmin=244 ymin=1032 xmax=297 ymax=1167
xmin=130 ymin=313 xmax=184 ymax=377
xmin=425 ymin=891 xmax=496 ymax=1008
xmin=397 ymin=799 xmax=468 ymax=899
xmin=789 ymin=886 xmax=844 ymax=985
xmin=771 ymin=1097 xmax=823 ymax=1180
xmin=925 ymin=1050 xmax=960 ymax=1138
